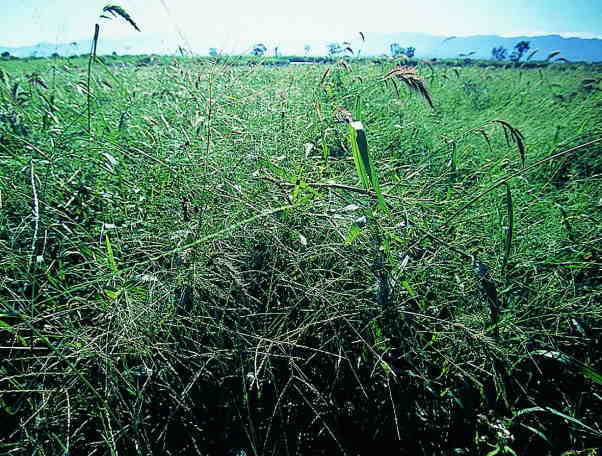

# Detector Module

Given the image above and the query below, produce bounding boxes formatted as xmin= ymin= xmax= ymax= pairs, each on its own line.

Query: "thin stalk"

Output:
xmin=87 ymin=24 xmax=99 ymax=136
xmin=501 ymin=183 xmax=513 ymax=277
xmin=205 ymin=69 xmax=213 ymax=171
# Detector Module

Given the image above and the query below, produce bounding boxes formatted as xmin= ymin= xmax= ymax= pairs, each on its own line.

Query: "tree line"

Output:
xmin=227 ymin=40 xmax=531 ymax=61
xmin=0 ymin=39 xmax=533 ymax=61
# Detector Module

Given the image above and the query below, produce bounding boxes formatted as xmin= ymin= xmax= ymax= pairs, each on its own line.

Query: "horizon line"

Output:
xmin=2 ymin=30 xmax=602 ymax=49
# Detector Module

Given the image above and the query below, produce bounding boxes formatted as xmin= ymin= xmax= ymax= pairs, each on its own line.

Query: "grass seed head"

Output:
xmin=102 ymin=4 xmax=141 ymax=32
xmin=334 ymin=106 xmax=354 ymax=124
xmin=338 ymin=60 xmax=352 ymax=71
xmin=319 ymin=68 xmax=331 ymax=85
xmin=384 ymin=65 xmax=434 ymax=108
xmin=491 ymin=119 xmax=526 ymax=167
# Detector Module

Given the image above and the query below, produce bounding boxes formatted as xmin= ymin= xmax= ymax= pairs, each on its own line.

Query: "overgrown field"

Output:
xmin=1 ymin=56 xmax=601 ymax=455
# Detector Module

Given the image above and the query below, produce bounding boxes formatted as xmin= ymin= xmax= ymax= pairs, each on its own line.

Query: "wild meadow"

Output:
xmin=1 ymin=45 xmax=601 ymax=455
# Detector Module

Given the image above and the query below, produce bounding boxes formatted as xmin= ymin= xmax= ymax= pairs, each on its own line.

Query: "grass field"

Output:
xmin=1 ymin=52 xmax=602 ymax=455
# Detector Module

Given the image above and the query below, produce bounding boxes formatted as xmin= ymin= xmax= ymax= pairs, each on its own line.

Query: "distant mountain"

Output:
xmin=2 ymin=32 xmax=601 ymax=62
xmin=362 ymin=33 xmax=602 ymax=62
xmin=0 ymin=35 xmax=176 ymax=58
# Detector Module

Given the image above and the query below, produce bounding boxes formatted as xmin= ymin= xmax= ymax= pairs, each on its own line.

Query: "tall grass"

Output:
xmin=0 ymin=41 xmax=601 ymax=455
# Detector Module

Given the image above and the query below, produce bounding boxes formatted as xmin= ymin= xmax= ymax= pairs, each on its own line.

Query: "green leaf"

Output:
xmin=348 ymin=121 xmax=387 ymax=212
xmin=321 ymin=142 xmax=330 ymax=160
xmin=0 ymin=319 xmax=29 ymax=346
xmin=401 ymin=280 xmax=416 ymax=297
xmin=501 ymin=183 xmax=513 ymax=274
xmin=485 ymin=446 xmax=501 ymax=456
xmin=514 ymin=406 xmax=601 ymax=436
xmin=348 ymin=121 xmax=371 ymax=189
xmin=104 ymin=234 xmax=118 ymax=273
xmin=345 ymin=225 xmax=362 ymax=245
xmin=543 ymin=407 xmax=602 ymax=436
xmin=582 ymin=366 xmax=602 ymax=386
xmin=519 ymin=423 xmax=552 ymax=446
xmin=104 ymin=289 xmax=122 ymax=300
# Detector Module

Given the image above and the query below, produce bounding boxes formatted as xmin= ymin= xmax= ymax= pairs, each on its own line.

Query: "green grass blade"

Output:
xmin=582 ymin=366 xmax=602 ymax=386
xmin=502 ymin=183 xmax=513 ymax=275
xmin=0 ymin=319 xmax=29 ymax=346
xmin=87 ymin=23 xmax=100 ymax=135
xmin=348 ymin=121 xmax=387 ymax=212
xmin=104 ymin=234 xmax=118 ymax=273
xmin=515 ymin=405 xmax=602 ymax=436
xmin=542 ymin=407 xmax=602 ymax=436
xmin=348 ymin=121 xmax=371 ymax=188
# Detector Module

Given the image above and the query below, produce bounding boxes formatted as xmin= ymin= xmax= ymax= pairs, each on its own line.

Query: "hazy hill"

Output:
xmin=2 ymin=32 xmax=601 ymax=61
xmin=363 ymin=32 xmax=602 ymax=61
xmin=0 ymin=36 xmax=172 ymax=58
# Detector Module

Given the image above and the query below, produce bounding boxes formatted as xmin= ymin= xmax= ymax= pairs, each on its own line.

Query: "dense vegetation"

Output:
xmin=1 ymin=52 xmax=601 ymax=455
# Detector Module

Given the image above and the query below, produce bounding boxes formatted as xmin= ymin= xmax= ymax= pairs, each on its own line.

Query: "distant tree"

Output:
xmin=209 ymin=47 xmax=218 ymax=57
xmin=390 ymin=43 xmax=404 ymax=57
xmin=405 ymin=46 xmax=416 ymax=58
xmin=251 ymin=43 xmax=267 ymax=57
xmin=510 ymin=41 xmax=530 ymax=62
xmin=516 ymin=41 xmax=530 ymax=56
xmin=327 ymin=42 xmax=343 ymax=56
xmin=1 ymin=51 xmax=10 ymax=58
xmin=51 ymin=52 xmax=60 ymax=58
xmin=274 ymin=46 xmax=279 ymax=57
xmin=304 ymin=44 xmax=311 ymax=56
xmin=491 ymin=46 xmax=508 ymax=61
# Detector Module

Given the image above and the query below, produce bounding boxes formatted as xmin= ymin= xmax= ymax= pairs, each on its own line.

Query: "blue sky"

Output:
xmin=1 ymin=0 xmax=601 ymax=52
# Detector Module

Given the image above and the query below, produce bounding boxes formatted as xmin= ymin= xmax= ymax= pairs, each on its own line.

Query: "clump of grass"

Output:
xmin=1 ymin=52 xmax=601 ymax=456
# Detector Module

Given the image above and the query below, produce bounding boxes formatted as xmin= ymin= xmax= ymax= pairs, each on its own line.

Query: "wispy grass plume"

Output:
xmin=102 ymin=4 xmax=141 ymax=32
xmin=492 ymin=119 xmax=526 ymax=167
xmin=384 ymin=65 xmax=434 ymax=108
